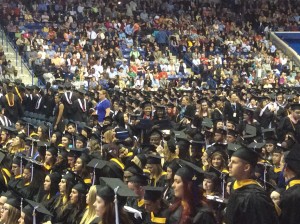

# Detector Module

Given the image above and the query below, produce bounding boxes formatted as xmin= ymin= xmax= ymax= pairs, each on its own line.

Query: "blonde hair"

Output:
xmin=80 ymin=185 xmax=98 ymax=224
xmin=103 ymin=130 xmax=115 ymax=143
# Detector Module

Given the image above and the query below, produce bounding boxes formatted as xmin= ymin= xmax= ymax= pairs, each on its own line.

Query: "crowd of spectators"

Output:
xmin=0 ymin=0 xmax=300 ymax=89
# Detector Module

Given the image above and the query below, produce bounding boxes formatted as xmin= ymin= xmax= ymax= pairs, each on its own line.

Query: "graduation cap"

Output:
xmin=245 ymin=124 xmax=257 ymax=136
xmin=285 ymin=144 xmax=300 ymax=175
xmin=149 ymin=129 xmax=163 ymax=138
xmin=141 ymin=101 xmax=152 ymax=109
xmin=73 ymin=181 xmax=89 ymax=194
xmin=128 ymin=172 xmax=149 ymax=186
xmin=98 ymin=177 xmax=136 ymax=207
xmin=47 ymin=146 xmax=58 ymax=157
xmin=144 ymin=186 xmax=163 ymax=201
xmin=215 ymin=128 xmax=227 ymax=135
xmin=247 ymin=142 xmax=265 ymax=153
xmin=76 ymin=88 xmax=86 ymax=95
xmin=6 ymin=197 xmax=21 ymax=210
xmin=87 ymin=158 xmax=109 ymax=185
xmin=227 ymin=143 xmax=243 ymax=157
xmin=76 ymin=134 xmax=88 ymax=144
xmin=202 ymin=118 xmax=213 ymax=129
xmin=262 ymin=128 xmax=276 ymax=139
xmin=190 ymin=133 xmax=205 ymax=146
xmin=176 ymin=159 xmax=205 ymax=183
xmin=231 ymin=146 xmax=259 ymax=167
xmin=1 ymin=126 xmax=18 ymax=136
xmin=23 ymin=199 xmax=53 ymax=222
xmin=227 ymin=129 xmax=238 ymax=137
xmin=146 ymin=155 xmax=162 ymax=165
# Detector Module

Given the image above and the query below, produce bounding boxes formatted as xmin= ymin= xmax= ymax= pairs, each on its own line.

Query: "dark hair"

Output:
xmin=38 ymin=125 xmax=49 ymax=141
xmin=101 ymin=200 xmax=132 ymax=224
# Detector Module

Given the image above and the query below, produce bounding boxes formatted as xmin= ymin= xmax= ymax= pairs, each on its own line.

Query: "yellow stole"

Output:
xmin=233 ymin=179 xmax=261 ymax=190
xmin=15 ymin=87 xmax=23 ymax=103
xmin=84 ymin=178 xmax=92 ymax=184
xmin=137 ymin=199 xmax=144 ymax=207
xmin=5 ymin=94 xmax=14 ymax=107
xmin=1 ymin=168 xmax=11 ymax=185
xmin=110 ymin=158 xmax=125 ymax=170
xmin=286 ymin=179 xmax=300 ymax=190
xmin=274 ymin=167 xmax=281 ymax=173
xmin=151 ymin=212 xmax=166 ymax=224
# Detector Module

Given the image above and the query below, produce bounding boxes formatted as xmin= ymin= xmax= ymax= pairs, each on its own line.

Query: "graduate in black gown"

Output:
xmin=279 ymin=144 xmax=300 ymax=224
xmin=167 ymin=160 xmax=216 ymax=224
xmin=143 ymin=186 xmax=169 ymax=224
xmin=277 ymin=104 xmax=300 ymax=142
xmin=72 ymin=89 xmax=89 ymax=122
xmin=1 ymin=83 xmax=23 ymax=123
xmin=225 ymin=147 xmax=279 ymax=224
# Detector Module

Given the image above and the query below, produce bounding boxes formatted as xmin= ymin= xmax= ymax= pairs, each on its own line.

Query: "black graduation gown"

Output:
xmin=24 ymin=94 xmax=39 ymax=112
xmin=34 ymin=95 xmax=46 ymax=114
xmin=127 ymin=197 xmax=147 ymax=224
xmin=143 ymin=204 xmax=170 ymax=224
xmin=72 ymin=98 xmax=88 ymax=122
xmin=225 ymin=183 xmax=279 ymax=224
xmin=277 ymin=116 xmax=300 ymax=142
xmin=43 ymin=93 xmax=56 ymax=118
xmin=61 ymin=91 xmax=77 ymax=120
xmin=279 ymin=180 xmax=300 ymax=224
xmin=1 ymin=94 xmax=23 ymax=123
xmin=7 ymin=175 xmax=23 ymax=191
xmin=162 ymin=184 xmax=175 ymax=204
xmin=211 ymin=108 xmax=224 ymax=122
xmin=167 ymin=204 xmax=216 ymax=224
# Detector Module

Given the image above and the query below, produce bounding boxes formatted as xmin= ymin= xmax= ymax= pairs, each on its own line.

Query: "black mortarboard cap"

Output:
xmin=227 ymin=129 xmax=238 ymax=137
xmin=202 ymin=118 xmax=213 ymax=129
xmin=285 ymin=144 xmax=300 ymax=175
xmin=149 ymin=129 xmax=163 ymax=138
xmin=141 ymin=101 xmax=152 ymax=109
xmin=99 ymin=177 xmax=137 ymax=198
xmin=6 ymin=197 xmax=21 ymax=210
xmin=144 ymin=186 xmax=163 ymax=201
xmin=176 ymin=159 xmax=205 ymax=183
xmin=47 ymin=146 xmax=58 ymax=157
xmin=167 ymin=159 xmax=181 ymax=173
xmin=231 ymin=147 xmax=259 ymax=166
xmin=128 ymin=172 xmax=149 ymax=186
xmin=262 ymin=128 xmax=276 ymax=139
xmin=76 ymin=88 xmax=86 ymax=95
xmin=247 ymin=142 xmax=265 ymax=153
xmin=76 ymin=134 xmax=87 ymax=143
xmin=24 ymin=199 xmax=52 ymax=217
xmin=215 ymin=128 xmax=227 ymax=135
xmin=1 ymin=126 xmax=17 ymax=135
xmin=146 ymin=155 xmax=162 ymax=165
xmin=245 ymin=124 xmax=257 ymax=136
xmin=73 ymin=181 xmax=89 ymax=194
xmin=227 ymin=143 xmax=243 ymax=157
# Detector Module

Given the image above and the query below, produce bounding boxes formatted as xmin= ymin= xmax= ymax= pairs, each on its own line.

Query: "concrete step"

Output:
xmin=1 ymin=29 xmax=36 ymax=85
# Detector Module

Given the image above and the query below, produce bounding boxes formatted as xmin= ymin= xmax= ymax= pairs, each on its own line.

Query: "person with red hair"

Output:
xmin=167 ymin=161 xmax=216 ymax=224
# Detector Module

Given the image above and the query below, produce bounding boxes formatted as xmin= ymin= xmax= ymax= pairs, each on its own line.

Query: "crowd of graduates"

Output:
xmin=0 ymin=0 xmax=300 ymax=224
xmin=0 ymin=75 xmax=299 ymax=224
